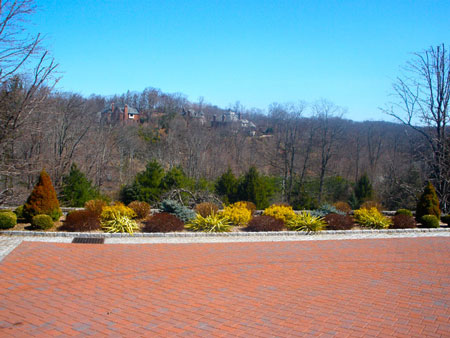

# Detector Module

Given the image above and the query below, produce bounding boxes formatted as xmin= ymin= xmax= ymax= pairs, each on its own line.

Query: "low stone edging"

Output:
xmin=1 ymin=228 xmax=448 ymax=238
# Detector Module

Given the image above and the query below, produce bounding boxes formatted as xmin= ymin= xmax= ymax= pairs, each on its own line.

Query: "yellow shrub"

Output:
xmin=100 ymin=204 xmax=136 ymax=222
xmin=353 ymin=207 xmax=391 ymax=229
xmin=263 ymin=204 xmax=296 ymax=224
xmin=220 ymin=202 xmax=252 ymax=226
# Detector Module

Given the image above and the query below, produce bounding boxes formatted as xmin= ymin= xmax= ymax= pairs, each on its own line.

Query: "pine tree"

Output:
xmin=215 ymin=168 xmax=238 ymax=204
xmin=352 ymin=173 xmax=373 ymax=208
xmin=61 ymin=164 xmax=99 ymax=207
xmin=416 ymin=182 xmax=441 ymax=221
xmin=237 ymin=166 xmax=269 ymax=209
xmin=23 ymin=169 xmax=62 ymax=221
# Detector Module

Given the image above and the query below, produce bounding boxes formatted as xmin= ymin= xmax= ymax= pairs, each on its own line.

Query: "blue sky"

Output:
xmin=30 ymin=0 xmax=449 ymax=121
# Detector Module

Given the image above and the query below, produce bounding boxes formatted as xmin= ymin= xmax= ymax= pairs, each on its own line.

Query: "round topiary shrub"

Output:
xmin=416 ymin=182 xmax=440 ymax=221
xmin=245 ymin=215 xmax=284 ymax=232
xmin=396 ymin=209 xmax=413 ymax=217
xmin=0 ymin=211 xmax=17 ymax=229
xmin=62 ymin=210 xmax=101 ymax=232
xmin=194 ymin=202 xmax=219 ymax=217
xmin=128 ymin=201 xmax=151 ymax=219
xmin=31 ymin=214 xmax=54 ymax=230
xmin=142 ymin=212 xmax=185 ymax=233
xmin=14 ymin=205 xmax=25 ymax=220
xmin=420 ymin=215 xmax=440 ymax=228
xmin=391 ymin=214 xmax=416 ymax=229
xmin=23 ymin=169 xmax=62 ymax=221
xmin=324 ymin=213 xmax=354 ymax=230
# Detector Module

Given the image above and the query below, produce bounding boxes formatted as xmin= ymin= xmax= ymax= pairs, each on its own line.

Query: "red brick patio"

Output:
xmin=0 ymin=237 xmax=449 ymax=337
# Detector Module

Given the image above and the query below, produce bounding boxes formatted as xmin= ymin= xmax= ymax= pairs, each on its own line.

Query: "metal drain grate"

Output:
xmin=72 ymin=237 xmax=104 ymax=244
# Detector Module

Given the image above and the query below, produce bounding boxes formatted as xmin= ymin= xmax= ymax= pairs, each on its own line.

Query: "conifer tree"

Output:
xmin=352 ymin=173 xmax=373 ymax=208
xmin=23 ymin=169 xmax=62 ymax=221
xmin=61 ymin=164 xmax=99 ymax=207
xmin=215 ymin=168 xmax=238 ymax=204
xmin=416 ymin=182 xmax=441 ymax=221
xmin=237 ymin=166 xmax=269 ymax=209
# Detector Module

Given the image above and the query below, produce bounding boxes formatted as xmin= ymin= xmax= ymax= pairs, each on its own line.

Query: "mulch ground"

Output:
xmin=0 ymin=237 xmax=449 ymax=337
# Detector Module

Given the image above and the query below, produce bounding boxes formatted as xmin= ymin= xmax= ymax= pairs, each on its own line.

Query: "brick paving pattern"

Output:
xmin=0 ymin=237 xmax=449 ymax=337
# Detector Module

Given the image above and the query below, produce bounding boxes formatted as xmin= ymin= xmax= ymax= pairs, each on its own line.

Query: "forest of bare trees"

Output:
xmin=0 ymin=1 xmax=448 ymax=212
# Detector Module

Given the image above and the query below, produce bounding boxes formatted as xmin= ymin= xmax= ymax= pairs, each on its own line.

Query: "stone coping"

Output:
xmin=1 ymin=228 xmax=448 ymax=238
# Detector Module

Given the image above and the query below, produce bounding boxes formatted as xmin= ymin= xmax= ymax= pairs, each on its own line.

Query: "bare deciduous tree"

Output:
xmin=384 ymin=44 xmax=450 ymax=211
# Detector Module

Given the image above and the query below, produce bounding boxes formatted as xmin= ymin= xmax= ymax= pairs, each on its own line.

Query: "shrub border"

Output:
xmin=1 ymin=228 xmax=448 ymax=238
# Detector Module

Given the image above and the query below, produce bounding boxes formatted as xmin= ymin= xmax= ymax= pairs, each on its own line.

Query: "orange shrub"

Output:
xmin=128 ymin=201 xmax=151 ymax=219
xmin=23 ymin=169 xmax=62 ymax=221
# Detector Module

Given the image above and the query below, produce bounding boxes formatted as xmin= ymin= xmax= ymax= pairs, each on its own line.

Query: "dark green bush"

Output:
xmin=245 ymin=216 xmax=284 ymax=232
xmin=416 ymin=182 xmax=440 ymax=221
xmin=441 ymin=215 xmax=450 ymax=225
xmin=396 ymin=209 xmax=413 ymax=217
xmin=391 ymin=214 xmax=416 ymax=229
xmin=142 ymin=212 xmax=184 ymax=233
xmin=420 ymin=215 xmax=440 ymax=228
xmin=31 ymin=214 xmax=54 ymax=230
xmin=61 ymin=164 xmax=100 ymax=207
xmin=0 ymin=211 xmax=17 ymax=229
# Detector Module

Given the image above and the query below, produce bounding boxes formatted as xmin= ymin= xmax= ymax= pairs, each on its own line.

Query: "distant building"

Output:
xmin=211 ymin=109 xmax=257 ymax=132
xmin=100 ymin=103 xmax=140 ymax=124
xmin=181 ymin=108 xmax=206 ymax=125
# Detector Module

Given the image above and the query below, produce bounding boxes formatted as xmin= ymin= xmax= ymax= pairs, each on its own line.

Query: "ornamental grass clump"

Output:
xmin=221 ymin=201 xmax=252 ymax=226
xmin=23 ymin=169 xmax=62 ymax=221
xmin=353 ymin=207 xmax=391 ymax=229
xmin=101 ymin=214 xmax=139 ymax=234
xmin=142 ymin=212 xmax=184 ymax=233
xmin=262 ymin=204 xmax=296 ymax=224
xmin=245 ymin=215 xmax=284 ymax=232
xmin=0 ymin=211 xmax=17 ymax=229
xmin=186 ymin=213 xmax=232 ymax=232
xmin=287 ymin=212 xmax=326 ymax=232
xmin=100 ymin=203 xmax=136 ymax=222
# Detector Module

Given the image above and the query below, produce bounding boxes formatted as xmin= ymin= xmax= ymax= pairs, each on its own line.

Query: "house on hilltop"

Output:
xmin=100 ymin=103 xmax=140 ymax=124
xmin=211 ymin=109 xmax=256 ymax=134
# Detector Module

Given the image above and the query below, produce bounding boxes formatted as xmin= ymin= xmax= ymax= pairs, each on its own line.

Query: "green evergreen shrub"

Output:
xmin=215 ymin=168 xmax=238 ymax=204
xmin=311 ymin=203 xmax=345 ymax=217
xmin=420 ymin=215 xmax=440 ymax=228
xmin=160 ymin=199 xmax=195 ymax=223
xmin=23 ymin=169 xmax=62 ymax=221
xmin=349 ymin=173 xmax=373 ymax=209
xmin=396 ymin=209 xmax=413 ymax=217
xmin=236 ymin=166 xmax=271 ymax=209
xmin=416 ymin=182 xmax=440 ymax=221
xmin=0 ymin=211 xmax=17 ymax=229
xmin=14 ymin=205 xmax=24 ymax=219
xmin=61 ymin=164 xmax=99 ymax=207
xmin=31 ymin=214 xmax=54 ymax=230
